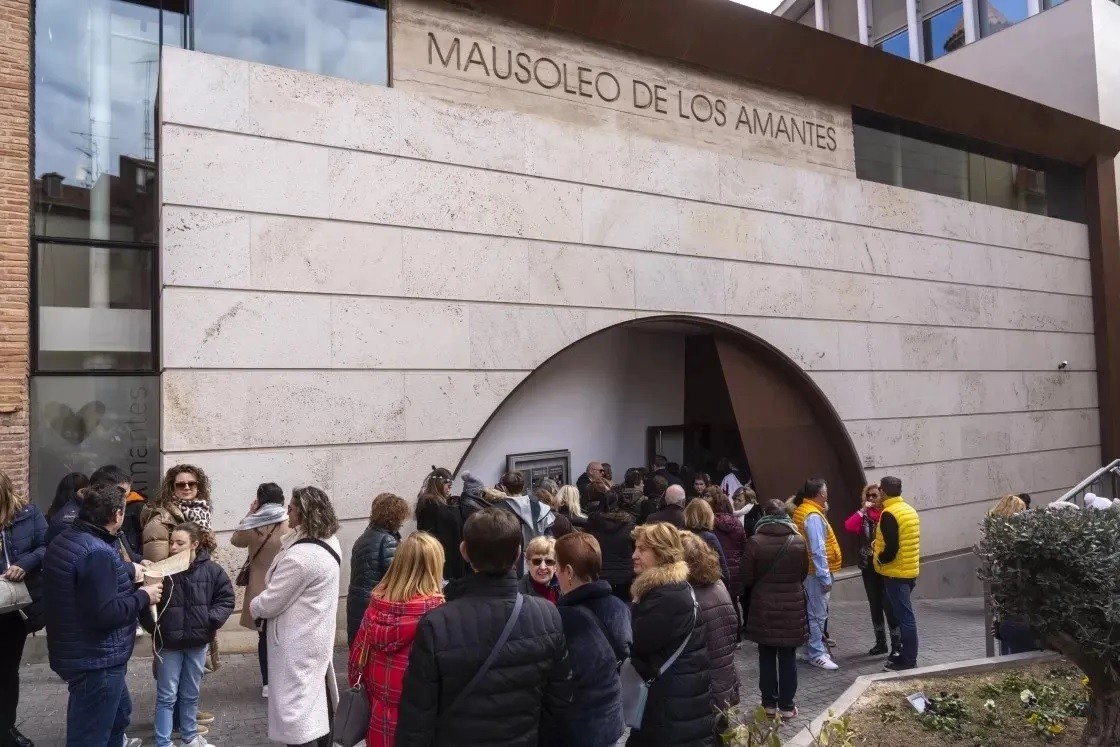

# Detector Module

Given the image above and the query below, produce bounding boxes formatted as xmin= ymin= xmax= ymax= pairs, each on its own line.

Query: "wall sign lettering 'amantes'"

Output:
xmin=427 ymin=32 xmax=839 ymax=153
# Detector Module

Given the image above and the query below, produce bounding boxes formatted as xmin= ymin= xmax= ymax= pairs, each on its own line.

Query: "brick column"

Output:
xmin=0 ymin=0 xmax=31 ymax=492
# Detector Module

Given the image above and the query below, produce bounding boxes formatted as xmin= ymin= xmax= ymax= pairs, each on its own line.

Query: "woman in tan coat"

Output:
xmin=142 ymin=464 xmax=213 ymax=562
xmin=230 ymin=482 xmax=289 ymax=697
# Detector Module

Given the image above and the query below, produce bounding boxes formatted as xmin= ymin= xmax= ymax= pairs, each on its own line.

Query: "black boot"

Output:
xmin=5 ymin=727 xmax=34 ymax=747
xmin=887 ymin=630 xmax=902 ymax=663
xmin=868 ymin=628 xmax=889 ymax=656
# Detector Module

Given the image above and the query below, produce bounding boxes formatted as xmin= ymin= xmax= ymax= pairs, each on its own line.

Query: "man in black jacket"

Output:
xmin=396 ymin=508 xmax=572 ymax=746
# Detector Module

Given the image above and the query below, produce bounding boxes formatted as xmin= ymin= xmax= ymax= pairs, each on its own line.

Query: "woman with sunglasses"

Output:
xmin=517 ymin=535 xmax=560 ymax=603
xmin=142 ymin=465 xmax=213 ymax=563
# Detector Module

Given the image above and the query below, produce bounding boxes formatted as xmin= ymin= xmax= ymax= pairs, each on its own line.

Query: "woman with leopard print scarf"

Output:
xmin=141 ymin=464 xmax=214 ymax=562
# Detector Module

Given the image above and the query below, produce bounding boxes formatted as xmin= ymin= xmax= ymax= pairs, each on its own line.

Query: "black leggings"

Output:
xmin=862 ymin=566 xmax=898 ymax=633
xmin=258 ymin=630 xmax=268 ymax=686
xmin=0 ymin=612 xmax=27 ymax=732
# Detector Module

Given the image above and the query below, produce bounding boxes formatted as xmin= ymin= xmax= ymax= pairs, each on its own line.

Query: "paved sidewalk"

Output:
xmin=14 ymin=599 xmax=984 ymax=746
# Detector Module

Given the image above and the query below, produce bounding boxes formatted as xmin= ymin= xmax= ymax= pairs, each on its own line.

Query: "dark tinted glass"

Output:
xmin=193 ymin=0 xmax=388 ymax=86
xmin=922 ymin=3 xmax=965 ymax=60
xmin=35 ymin=242 xmax=155 ymax=371
xmin=854 ymin=118 xmax=1085 ymax=222
xmin=34 ymin=0 xmax=183 ymax=243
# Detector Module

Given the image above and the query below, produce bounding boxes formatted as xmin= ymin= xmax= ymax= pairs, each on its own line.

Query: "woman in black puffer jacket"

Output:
xmin=628 ymin=522 xmax=717 ymax=747
xmin=348 ymin=493 xmax=409 ymax=645
xmin=586 ymin=490 xmax=635 ymax=602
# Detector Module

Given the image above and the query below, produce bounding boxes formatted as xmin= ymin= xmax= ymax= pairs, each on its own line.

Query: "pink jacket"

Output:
xmin=844 ymin=506 xmax=882 ymax=533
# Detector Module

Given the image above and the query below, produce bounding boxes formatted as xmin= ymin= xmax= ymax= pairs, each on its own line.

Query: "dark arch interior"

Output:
xmin=457 ymin=315 xmax=867 ymax=564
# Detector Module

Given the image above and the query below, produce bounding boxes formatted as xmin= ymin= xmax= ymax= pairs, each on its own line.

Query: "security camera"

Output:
xmin=1058 ymin=361 xmax=1069 ymax=370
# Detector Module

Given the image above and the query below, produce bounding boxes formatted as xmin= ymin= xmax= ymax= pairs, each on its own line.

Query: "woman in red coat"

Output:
xmin=348 ymin=532 xmax=445 ymax=747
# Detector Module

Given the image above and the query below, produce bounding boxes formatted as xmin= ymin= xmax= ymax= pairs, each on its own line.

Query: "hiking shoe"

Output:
xmin=195 ymin=713 xmax=214 ymax=726
xmin=809 ymin=654 xmax=839 ymax=670
xmin=779 ymin=706 xmax=799 ymax=720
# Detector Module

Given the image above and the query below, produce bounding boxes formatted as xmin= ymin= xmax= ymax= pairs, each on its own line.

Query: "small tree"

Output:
xmin=978 ymin=507 xmax=1120 ymax=745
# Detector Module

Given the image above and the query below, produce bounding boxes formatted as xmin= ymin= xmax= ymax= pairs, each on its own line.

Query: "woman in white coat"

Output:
xmin=249 ymin=486 xmax=342 ymax=747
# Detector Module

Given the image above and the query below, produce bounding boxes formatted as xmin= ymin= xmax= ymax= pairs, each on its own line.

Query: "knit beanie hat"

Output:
xmin=461 ymin=471 xmax=484 ymax=501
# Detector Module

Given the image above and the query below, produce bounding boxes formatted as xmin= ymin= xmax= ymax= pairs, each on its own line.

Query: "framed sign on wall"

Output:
xmin=506 ymin=450 xmax=571 ymax=491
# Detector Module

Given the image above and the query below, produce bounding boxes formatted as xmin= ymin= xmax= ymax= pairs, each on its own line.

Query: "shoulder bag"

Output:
xmin=620 ymin=587 xmax=698 ymax=729
xmin=0 ymin=530 xmax=32 ymax=617
xmin=235 ymin=523 xmax=279 ymax=587
xmin=753 ymin=535 xmax=795 ymax=587
xmin=440 ymin=593 xmax=525 ymax=723
xmin=335 ymin=636 xmax=373 ymax=747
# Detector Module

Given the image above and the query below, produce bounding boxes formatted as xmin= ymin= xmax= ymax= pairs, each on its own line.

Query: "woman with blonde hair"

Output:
xmin=683 ymin=498 xmax=731 ymax=585
xmin=679 ymin=531 xmax=740 ymax=717
xmin=555 ymin=484 xmax=587 ymax=529
xmin=989 ymin=494 xmax=1027 ymax=518
xmin=348 ymin=532 xmax=445 ymax=747
xmin=0 ymin=470 xmax=47 ymax=747
xmin=627 ymin=523 xmax=715 ymax=745
xmin=518 ymin=535 xmax=560 ymax=603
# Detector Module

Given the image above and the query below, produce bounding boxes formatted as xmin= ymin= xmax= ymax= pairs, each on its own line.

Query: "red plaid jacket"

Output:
xmin=348 ymin=593 xmax=445 ymax=747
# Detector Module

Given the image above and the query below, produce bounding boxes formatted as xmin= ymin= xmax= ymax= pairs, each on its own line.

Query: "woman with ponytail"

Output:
xmin=414 ymin=467 xmax=464 ymax=581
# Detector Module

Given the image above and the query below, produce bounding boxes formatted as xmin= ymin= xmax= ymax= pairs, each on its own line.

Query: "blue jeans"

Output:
xmin=65 ymin=664 xmax=131 ymax=747
xmin=804 ymin=576 xmax=831 ymax=660
xmin=883 ymin=578 xmax=918 ymax=666
xmin=155 ymin=646 xmax=207 ymax=747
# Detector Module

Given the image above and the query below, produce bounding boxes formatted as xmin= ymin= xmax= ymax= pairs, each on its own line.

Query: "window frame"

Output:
xmin=920 ymin=0 xmax=965 ymax=61
xmin=873 ymin=26 xmax=911 ymax=58
xmin=30 ymin=236 xmax=161 ymax=376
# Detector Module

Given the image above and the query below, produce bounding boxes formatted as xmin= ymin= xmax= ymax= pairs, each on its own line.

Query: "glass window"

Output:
xmin=35 ymin=242 xmax=155 ymax=372
xmin=981 ymin=0 xmax=1032 ymax=36
xmin=192 ymin=0 xmax=388 ymax=86
xmin=34 ymin=0 xmax=183 ymax=244
xmin=875 ymin=29 xmax=911 ymax=59
xmin=30 ymin=376 xmax=159 ymax=511
xmin=922 ymin=2 xmax=966 ymax=60
xmin=872 ymin=0 xmax=910 ymax=41
xmin=853 ymin=114 xmax=1085 ymax=222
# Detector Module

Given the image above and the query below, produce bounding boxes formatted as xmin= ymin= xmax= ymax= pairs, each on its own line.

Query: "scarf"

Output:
xmin=179 ymin=499 xmax=212 ymax=530
xmin=754 ymin=513 xmax=796 ymax=533
xmin=236 ymin=502 xmax=287 ymax=531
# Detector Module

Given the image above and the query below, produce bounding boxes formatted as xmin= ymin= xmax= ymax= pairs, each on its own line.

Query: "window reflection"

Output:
xmin=922 ymin=2 xmax=965 ymax=60
xmin=35 ymin=242 xmax=154 ymax=371
xmin=981 ymin=0 xmax=1032 ymax=36
xmin=34 ymin=0 xmax=182 ymax=244
xmin=853 ymin=117 xmax=1085 ymax=222
xmin=875 ymin=29 xmax=911 ymax=59
xmin=193 ymin=0 xmax=388 ymax=86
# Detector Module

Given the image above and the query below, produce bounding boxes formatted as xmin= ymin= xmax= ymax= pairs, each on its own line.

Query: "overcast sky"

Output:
xmin=729 ymin=0 xmax=784 ymax=12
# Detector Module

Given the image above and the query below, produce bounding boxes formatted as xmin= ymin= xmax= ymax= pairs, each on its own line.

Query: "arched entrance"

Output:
xmin=457 ymin=315 xmax=866 ymax=562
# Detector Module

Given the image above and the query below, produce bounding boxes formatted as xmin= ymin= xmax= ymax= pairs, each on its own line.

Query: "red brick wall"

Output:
xmin=0 ymin=0 xmax=31 ymax=493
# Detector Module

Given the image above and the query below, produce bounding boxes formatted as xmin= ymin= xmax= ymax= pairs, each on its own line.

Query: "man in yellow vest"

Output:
xmin=873 ymin=475 xmax=921 ymax=671
xmin=791 ymin=478 xmax=842 ymax=670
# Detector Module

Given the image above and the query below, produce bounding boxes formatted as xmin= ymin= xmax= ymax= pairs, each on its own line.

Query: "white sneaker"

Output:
xmin=262 ymin=684 xmax=269 ymax=698
xmin=180 ymin=737 xmax=214 ymax=747
xmin=124 ymin=737 xmax=142 ymax=747
xmin=809 ymin=654 xmax=839 ymax=670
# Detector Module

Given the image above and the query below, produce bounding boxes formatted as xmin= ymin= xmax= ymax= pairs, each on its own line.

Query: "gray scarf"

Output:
xmin=236 ymin=502 xmax=287 ymax=531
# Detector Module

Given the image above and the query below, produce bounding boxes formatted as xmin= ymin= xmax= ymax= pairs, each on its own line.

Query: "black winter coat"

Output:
xmin=695 ymin=582 xmax=740 ymax=712
xmin=645 ymin=503 xmax=685 ymax=529
xmin=556 ymin=580 xmax=632 ymax=747
xmin=713 ymin=514 xmax=748 ymax=596
xmin=396 ymin=572 xmax=572 ymax=746
xmin=587 ymin=512 xmax=634 ymax=589
xmin=141 ymin=548 xmax=234 ymax=651
xmin=627 ymin=561 xmax=717 ymax=746
xmin=742 ymin=521 xmax=808 ymax=648
xmin=416 ymin=498 xmax=464 ymax=581
xmin=347 ymin=522 xmax=398 ymax=645
xmin=1 ymin=504 xmax=48 ymax=632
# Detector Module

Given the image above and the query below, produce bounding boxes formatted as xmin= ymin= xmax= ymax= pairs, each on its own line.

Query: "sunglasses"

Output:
xmin=530 ymin=557 xmax=556 ymax=567
xmin=174 ymin=481 xmax=198 ymax=490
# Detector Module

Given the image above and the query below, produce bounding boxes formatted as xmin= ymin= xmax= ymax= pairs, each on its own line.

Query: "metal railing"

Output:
xmin=1051 ymin=458 xmax=1120 ymax=508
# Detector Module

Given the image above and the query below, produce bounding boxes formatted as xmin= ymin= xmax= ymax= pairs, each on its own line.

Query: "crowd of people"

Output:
xmin=0 ymin=455 xmax=932 ymax=747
